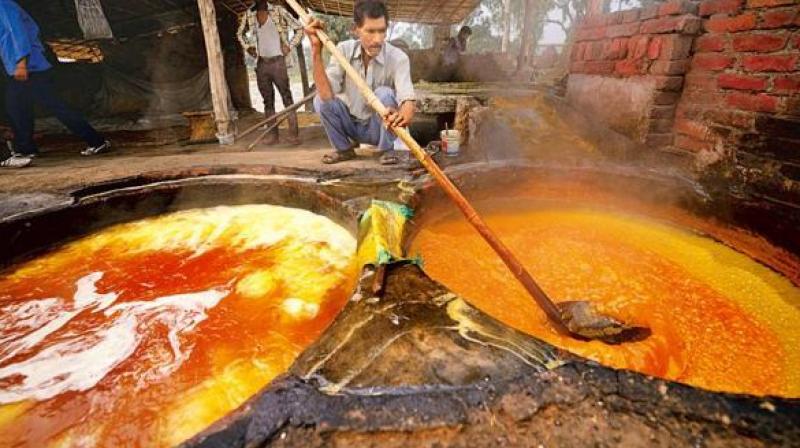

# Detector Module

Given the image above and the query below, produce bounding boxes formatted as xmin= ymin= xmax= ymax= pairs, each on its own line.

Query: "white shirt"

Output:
xmin=256 ymin=16 xmax=282 ymax=58
xmin=326 ymin=40 xmax=416 ymax=121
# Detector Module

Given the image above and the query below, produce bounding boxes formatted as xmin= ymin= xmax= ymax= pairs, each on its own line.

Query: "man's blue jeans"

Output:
xmin=314 ymin=86 xmax=397 ymax=152
xmin=6 ymin=70 xmax=104 ymax=155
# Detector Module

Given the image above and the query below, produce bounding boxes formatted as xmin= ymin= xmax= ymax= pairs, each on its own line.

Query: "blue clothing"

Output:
xmin=6 ymin=71 xmax=104 ymax=154
xmin=314 ymin=86 xmax=397 ymax=152
xmin=0 ymin=0 xmax=52 ymax=76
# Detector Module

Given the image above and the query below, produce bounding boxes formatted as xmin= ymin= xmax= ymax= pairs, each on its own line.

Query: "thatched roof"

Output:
xmin=19 ymin=0 xmax=479 ymax=42
xmin=218 ymin=0 xmax=480 ymax=24
xmin=297 ymin=0 xmax=481 ymax=24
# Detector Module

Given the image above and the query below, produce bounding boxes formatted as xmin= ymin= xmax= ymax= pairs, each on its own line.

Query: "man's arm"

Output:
xmin=1 ymin=4 xmax=33 ymax=79
xmin=280 ymin=7 xmax=304 ymax=49
xmin=304 ymin=18 xmax=342 ymax=101
xmin=236 ymin=12 xmax=257 ymax=58
xmin=384 ymin=51 xmax=415 ymax=128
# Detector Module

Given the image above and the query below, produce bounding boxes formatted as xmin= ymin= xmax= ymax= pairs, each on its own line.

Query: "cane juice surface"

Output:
xmin=0 ymin=205 xmax=357 ymax=447
xmin=411 ymin=199 xmax=800 ymax=397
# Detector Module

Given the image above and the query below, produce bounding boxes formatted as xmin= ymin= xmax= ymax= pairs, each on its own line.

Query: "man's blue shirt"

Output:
xmin=0 ymin=0 xmax=51 ymax=76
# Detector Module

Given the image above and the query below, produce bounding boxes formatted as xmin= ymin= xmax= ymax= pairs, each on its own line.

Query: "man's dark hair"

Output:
xmin=353 ymin=0 xmax=389 ymax=27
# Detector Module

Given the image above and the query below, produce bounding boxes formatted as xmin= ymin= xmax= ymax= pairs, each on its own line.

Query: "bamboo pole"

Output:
xmin=296 ymin=44 xmax=312 ymax=112
xmin=284 ymin=0 xmax=570 ymax=334
xmin=237 ymin=91 xmax=315 ymax=140
xmin=197 ymin=0 xmax=234 ymax=145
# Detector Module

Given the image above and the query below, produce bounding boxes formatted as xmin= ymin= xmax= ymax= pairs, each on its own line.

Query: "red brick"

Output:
xmin=718 ymin=73 xmax=769 ymax=90
xmin=584 ymin=60 xmax=616 ymax=74
xmin=699 ymin=0 xmax=743 ymax=16
xmin=794 ymin=32 xmax=800 ymax=49
xmin=650 ymin=58 xmax=692 ymax=74
xmin=694 ymin=33 xmax=727 ymax=52
xmin=759 ymin=7 xmax=799 ymax=29
xmin=571 ymin=61 xmax=587 ymax=73
xmin=705 ymin=13 xmax=758 ymax=32
xmin=660 ymin=34 xmax=695 ymax=59
xmin=773 ymin=75 xmax=800 ymax=93
xmin=648 ymin=37 xmax=663 ymax=59
xmin=628 ymin=35 xmax=651 ymax=59
xmin=576 ymin=27 xmax=607 ymax=41
xmin=570 ymin=43 xmax=584 ymax=61
xmin=659 ymin=0 xmax=699 ymax=16
xmin=584 ymin=41 xmax=605 ymax=60
xmin=641 ymin=15 xmax=703 ymax=34
xmin=732 ymin=32 xmax=790 ymax=52
xmin=607 ymin=22 xmax=641 ymax=38
xmin=654 ymin=75 xmax=685 ymax=90
xmin=602 ymin=38 xmax=629 ymax=60
xmin=680 ymin=91 xmax=726 ymax=105
xmin=742 ymin=54 xmax=799 ymax=71
xmin=746 ymin=0 xmax=796 ymax=7
xmin=675 ymin=118 xmax=713 ymax=141
xmin=622 ymin=9 xmax=641 ymax=23
xmin=726 ymin=92 xmax=780 ymax=112
xmin=684 ymin=73 xmax=719 ymax=90
xmin=676 ymin=134 xmax=715 ymax=152
xmin=692 ymin=53 xmax=736 ymax=70
xmin=615 ymin=58 xmax=650 ymax=76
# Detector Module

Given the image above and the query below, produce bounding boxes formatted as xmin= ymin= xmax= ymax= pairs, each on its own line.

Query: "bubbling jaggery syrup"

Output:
xmin=410 ymin=199 xmax=800 ymax=397
xmin=0 ymin=205 xmax=357 ymax=447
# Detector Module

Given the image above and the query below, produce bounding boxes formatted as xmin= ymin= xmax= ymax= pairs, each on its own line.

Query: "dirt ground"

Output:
xmin=0 ymin=115 xmax=420 ymax=220
xmin=0 ymin=123 xmax=394 ymax=193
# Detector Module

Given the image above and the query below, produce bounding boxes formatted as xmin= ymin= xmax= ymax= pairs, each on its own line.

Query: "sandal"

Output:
xmin=378 ymin=151 xmax=400 ymax=166
xmin=322 ymin=149 xmax=356 ymax=164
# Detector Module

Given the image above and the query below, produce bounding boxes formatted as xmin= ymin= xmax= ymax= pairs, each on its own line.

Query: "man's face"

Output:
xmin=355 ymin=16 xmax=387 ymax=58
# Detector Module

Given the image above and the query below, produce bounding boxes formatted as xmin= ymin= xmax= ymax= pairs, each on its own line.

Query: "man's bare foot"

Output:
xmin=284 ymin=135 xmax=301 ymax=146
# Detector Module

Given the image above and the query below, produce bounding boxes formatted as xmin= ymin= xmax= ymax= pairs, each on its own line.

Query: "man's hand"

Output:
xmin=383 ymin=101 xmax=415 ymax=129
xmin=282 ymin=44 xmax=291 ymax=56
xmin=304 ymin=18 xmax=325 ymax=53
xmin=247 ymin=47 xmax=258 ymax=58
xmin=13 ymin=60 xmax=28 ymax=82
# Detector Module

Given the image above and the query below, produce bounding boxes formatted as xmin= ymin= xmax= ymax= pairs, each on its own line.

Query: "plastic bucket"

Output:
xmin=440 ymin=130 xmax=461 ymax=157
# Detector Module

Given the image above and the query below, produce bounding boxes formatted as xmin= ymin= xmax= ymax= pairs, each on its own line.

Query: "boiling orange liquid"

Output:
xmin=410 ymin=200 xmax=800 ymax=397
xmin=0 ymin=205 xmax=358 ymax=447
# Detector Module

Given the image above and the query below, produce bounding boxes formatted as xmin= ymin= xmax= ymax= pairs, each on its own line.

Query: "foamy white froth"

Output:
xmin=0 ymin=272 xmax=228 ymax=404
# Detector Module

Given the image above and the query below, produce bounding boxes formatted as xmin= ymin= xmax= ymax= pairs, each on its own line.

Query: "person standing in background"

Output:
xmin=238 ymin=0 xmax=303 ymax=146
xmin=0 ymin=0 xmax=110 ymax=168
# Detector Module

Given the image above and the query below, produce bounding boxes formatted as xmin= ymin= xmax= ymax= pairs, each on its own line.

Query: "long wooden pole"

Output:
xmin=237 ymin=91 xmax=315 ymax=140
xmin=296 ymin=44 xmax=312 ymax=112
xmin=283 ymin=0 xmax=569 ymax=334
xmin=197 ymin=0 xmax=234 ymax=144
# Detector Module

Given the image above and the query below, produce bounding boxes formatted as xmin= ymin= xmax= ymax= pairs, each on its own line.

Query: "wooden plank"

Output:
xmin=296 ymin=44 xmax=312 ymax=112
xmin=197 ymin=0 xmax=234 ymax=144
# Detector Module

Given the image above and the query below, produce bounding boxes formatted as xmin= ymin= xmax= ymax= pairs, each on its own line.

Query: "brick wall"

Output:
xmin=674 ymin=0 xmax=799 ymax=199
xmin=568 ymin=0 xmax=703 ymax=145
xmin=567 ymin=0 xmax=800 ymax=208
